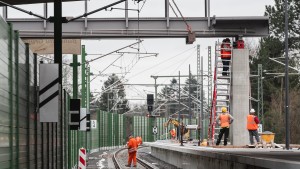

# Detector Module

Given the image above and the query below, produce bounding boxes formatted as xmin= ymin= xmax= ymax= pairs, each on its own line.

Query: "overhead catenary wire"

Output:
xmin=91 ymin=54 xmax=141 ymax=100
xmin=38 ymin=54 xmax=70 ymax=66
xmin=88 ymin=40 xmax=145 ymax=89
xmin=161 ymin=87 xmax=209 ymax=110
xmin=91 ymin=44 xmax=195 ymax=96
xmin=127 ymin=86 xmax=145 ymax=99
xmin=157 ymin=48 xmax=197 ymax=85
xmin=152 ymin=48 xmax=195 ymax=76
xmin=90 ymin=53 xmax=124 ymax=82
xmin=87 ymin=40 xmax=142 ymax=63
xmin=127 ymin=46 xmax=196 ymax=80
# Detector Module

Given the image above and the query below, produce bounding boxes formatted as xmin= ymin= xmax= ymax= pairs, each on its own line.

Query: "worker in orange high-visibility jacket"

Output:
xmin=126 ymin=134 xmax=138 ymax=167
xmin=247 ymin=109 xmax=260 ymax=145
xmin=169 ymin=129 xmax=176 ymax=139
xmin=135 ymin=136 xmax=142 ymax=146
xmin=216 ymin=107 xmax=234 ymax=146
xmin=221 ymin=38 xmax=232 ymax=76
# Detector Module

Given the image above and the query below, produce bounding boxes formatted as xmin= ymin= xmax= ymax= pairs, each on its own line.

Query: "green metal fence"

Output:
xmin=90 ymin=110 xmax=125 ymax=150
xmin=0 ymin=19 xmax=41 ymax=169
xmin=0 ymin=16 xmax=73 ymax=169
xmin=133 ymin=116 xmax=154 ymax=142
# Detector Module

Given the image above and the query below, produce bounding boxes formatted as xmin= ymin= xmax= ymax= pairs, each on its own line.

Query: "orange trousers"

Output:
xmin=128 ymin=151 xmax=137 ymax=166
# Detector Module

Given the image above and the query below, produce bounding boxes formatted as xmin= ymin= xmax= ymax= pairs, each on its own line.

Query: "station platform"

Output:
xmin=144 ymin=140 xmax=300 ymax=169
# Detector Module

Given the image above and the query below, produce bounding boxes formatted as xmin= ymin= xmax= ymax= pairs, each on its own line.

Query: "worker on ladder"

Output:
xmin=221 ymin=38 xmax=232 ymax=76
xmin=216 ymin=107 xmax=234 ymax=146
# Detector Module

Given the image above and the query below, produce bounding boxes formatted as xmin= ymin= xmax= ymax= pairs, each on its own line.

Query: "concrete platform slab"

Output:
xmin=144 ymin=141 xmax=300 ymax=169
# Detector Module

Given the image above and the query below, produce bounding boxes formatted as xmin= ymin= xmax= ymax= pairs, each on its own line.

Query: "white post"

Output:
xmin=78 ymin=148 xmax=86 ymax=169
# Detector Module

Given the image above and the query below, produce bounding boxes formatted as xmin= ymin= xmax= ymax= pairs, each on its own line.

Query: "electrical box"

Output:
xmin=186 ymin=32 xmax=196 ymax=44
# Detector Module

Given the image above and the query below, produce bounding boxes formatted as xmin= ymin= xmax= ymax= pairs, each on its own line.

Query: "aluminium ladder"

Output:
xmin=208 ymin=41 xmax=232 ymax=145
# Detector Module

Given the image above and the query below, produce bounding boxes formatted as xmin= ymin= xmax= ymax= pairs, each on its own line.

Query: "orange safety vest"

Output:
xmin=219 ymin=114 xmax=230 ymax=128
xmin=170 ymin=129 xmax=176 ymax=137
xmin=127 ymin=138 xmax=138 ymax=153
xmin=247 ymin=115 xmax=258 ymax=130
xmin=221 ymin=43 xmax=232 ymax=59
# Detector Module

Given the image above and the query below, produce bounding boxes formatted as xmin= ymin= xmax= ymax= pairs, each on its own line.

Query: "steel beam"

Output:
xmin=0 ymin=0 xmax=82 ymax=5
xmin=6 ymin=16 xmax=269 ymax=38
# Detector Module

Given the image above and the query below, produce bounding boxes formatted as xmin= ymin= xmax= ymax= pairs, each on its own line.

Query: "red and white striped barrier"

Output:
xmin=78 ymin=148 xmax=86 ymax=169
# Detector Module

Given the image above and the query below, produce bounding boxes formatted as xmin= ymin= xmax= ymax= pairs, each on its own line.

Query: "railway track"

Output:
xmin=113 ymin=147 xmax=157 ymax=169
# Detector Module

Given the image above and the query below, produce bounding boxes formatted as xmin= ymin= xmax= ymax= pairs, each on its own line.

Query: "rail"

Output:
xmin=113 ymin=146 xmax=156 ymax=169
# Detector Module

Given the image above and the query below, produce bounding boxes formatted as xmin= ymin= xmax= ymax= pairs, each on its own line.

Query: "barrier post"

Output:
xmin=78 ymin=148 xmax=86 ymax=169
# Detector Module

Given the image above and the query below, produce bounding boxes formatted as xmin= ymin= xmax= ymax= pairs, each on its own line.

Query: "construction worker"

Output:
xmin=216 ymin=107 xmax=234 ymax=146
xmin=247 ymin=109 xmax=260 ymax=145
xmin=135 ymin=136 xmax=142 ymax=146
xmin=221 ymin=38 xmax=232 ymax=76
xmin=126 ymin=134 xmax=138 ymax=167
xmin=169 ymin=129 xmax=176 ymax=139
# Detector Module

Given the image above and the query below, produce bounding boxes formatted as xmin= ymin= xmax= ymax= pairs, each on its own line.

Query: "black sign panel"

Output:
xmin=147 ymin=94 xmax=154 ymax=105
xmin=70 ymin=99 xmax=80 ymax=130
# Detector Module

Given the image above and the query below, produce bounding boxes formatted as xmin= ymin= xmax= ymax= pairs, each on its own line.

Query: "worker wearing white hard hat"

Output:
xmin=247 ymin=108 xmax=260 ymax=145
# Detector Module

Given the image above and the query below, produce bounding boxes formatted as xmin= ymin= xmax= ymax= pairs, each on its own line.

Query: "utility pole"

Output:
xmin=207 ymin=46 xmax=212 ymax=111
xmin=71 ymin=54 xmax=79 ymax=169
xmin=86 ymin=66 xmax=90 ymax=152
xmin=71 ymin=54 xmax=80 ymax=98
xmin=188 ymin=64 xmax=191 ymax=125
xmin=81 ymin=45 xmax=87 ymax=150
xmin=53 ymin=2 xmax=62 ymax=168
xmin=154 ymin=77 xmax=158 ymax=141
xmin=107 ymin=93 xmax=109 ymax=112
xmin=207 ymin=46 xmax=212 ymax=139
xmin=81 ymin=45 xmax=87 ymax=108
xmin=178 ymin=71 xmax=183 ymax=146
xmin=154 ymin=77 xmax=158 ymax=115
xmin=200 ymin=56 xmax=204 ymax=142
xmin=257 ymin=64 xmax=264 ymax=126
xmin=204 ymin=0 xmax=207 ymax=17
xmin=197 ymin=45 xmax=201 ymax=143
xmin=284 ymin=0 xmax=290 ymax=150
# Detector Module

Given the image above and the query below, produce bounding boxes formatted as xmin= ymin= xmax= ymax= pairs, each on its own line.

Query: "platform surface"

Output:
xmin=144 ymin=140 xmax=300 ymax=169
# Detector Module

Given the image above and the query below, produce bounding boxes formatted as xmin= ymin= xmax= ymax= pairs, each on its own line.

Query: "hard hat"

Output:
xmin=250 ymin=109 xmax=255 ymax=113
xmin=128 ymin=134 xmax=133 ymax=138
xmin=221 ymin=107 xmax=227 ymax=113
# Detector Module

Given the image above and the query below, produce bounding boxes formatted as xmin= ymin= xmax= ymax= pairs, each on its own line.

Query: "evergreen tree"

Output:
xmin=250 ymin=0 xmax=300 ymax=143
xmin=97 ymin=74 xmax=130 ymax=114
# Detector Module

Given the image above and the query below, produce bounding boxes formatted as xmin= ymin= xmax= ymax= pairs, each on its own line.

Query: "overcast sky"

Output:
xmin=1 ymin=0 xmax=275 ymax=106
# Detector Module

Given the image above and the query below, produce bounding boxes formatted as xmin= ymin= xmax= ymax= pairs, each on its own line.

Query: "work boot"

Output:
xmin=125 ymin=164 xmax=131 ymax=167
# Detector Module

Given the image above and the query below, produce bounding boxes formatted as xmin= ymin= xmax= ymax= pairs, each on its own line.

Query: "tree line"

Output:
xmin=250 ymin=0 xmax=300 ymax=144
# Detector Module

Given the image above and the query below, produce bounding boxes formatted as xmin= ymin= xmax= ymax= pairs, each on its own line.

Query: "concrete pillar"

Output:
xmin=231 ymin=49 xmax=250 ymax=146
